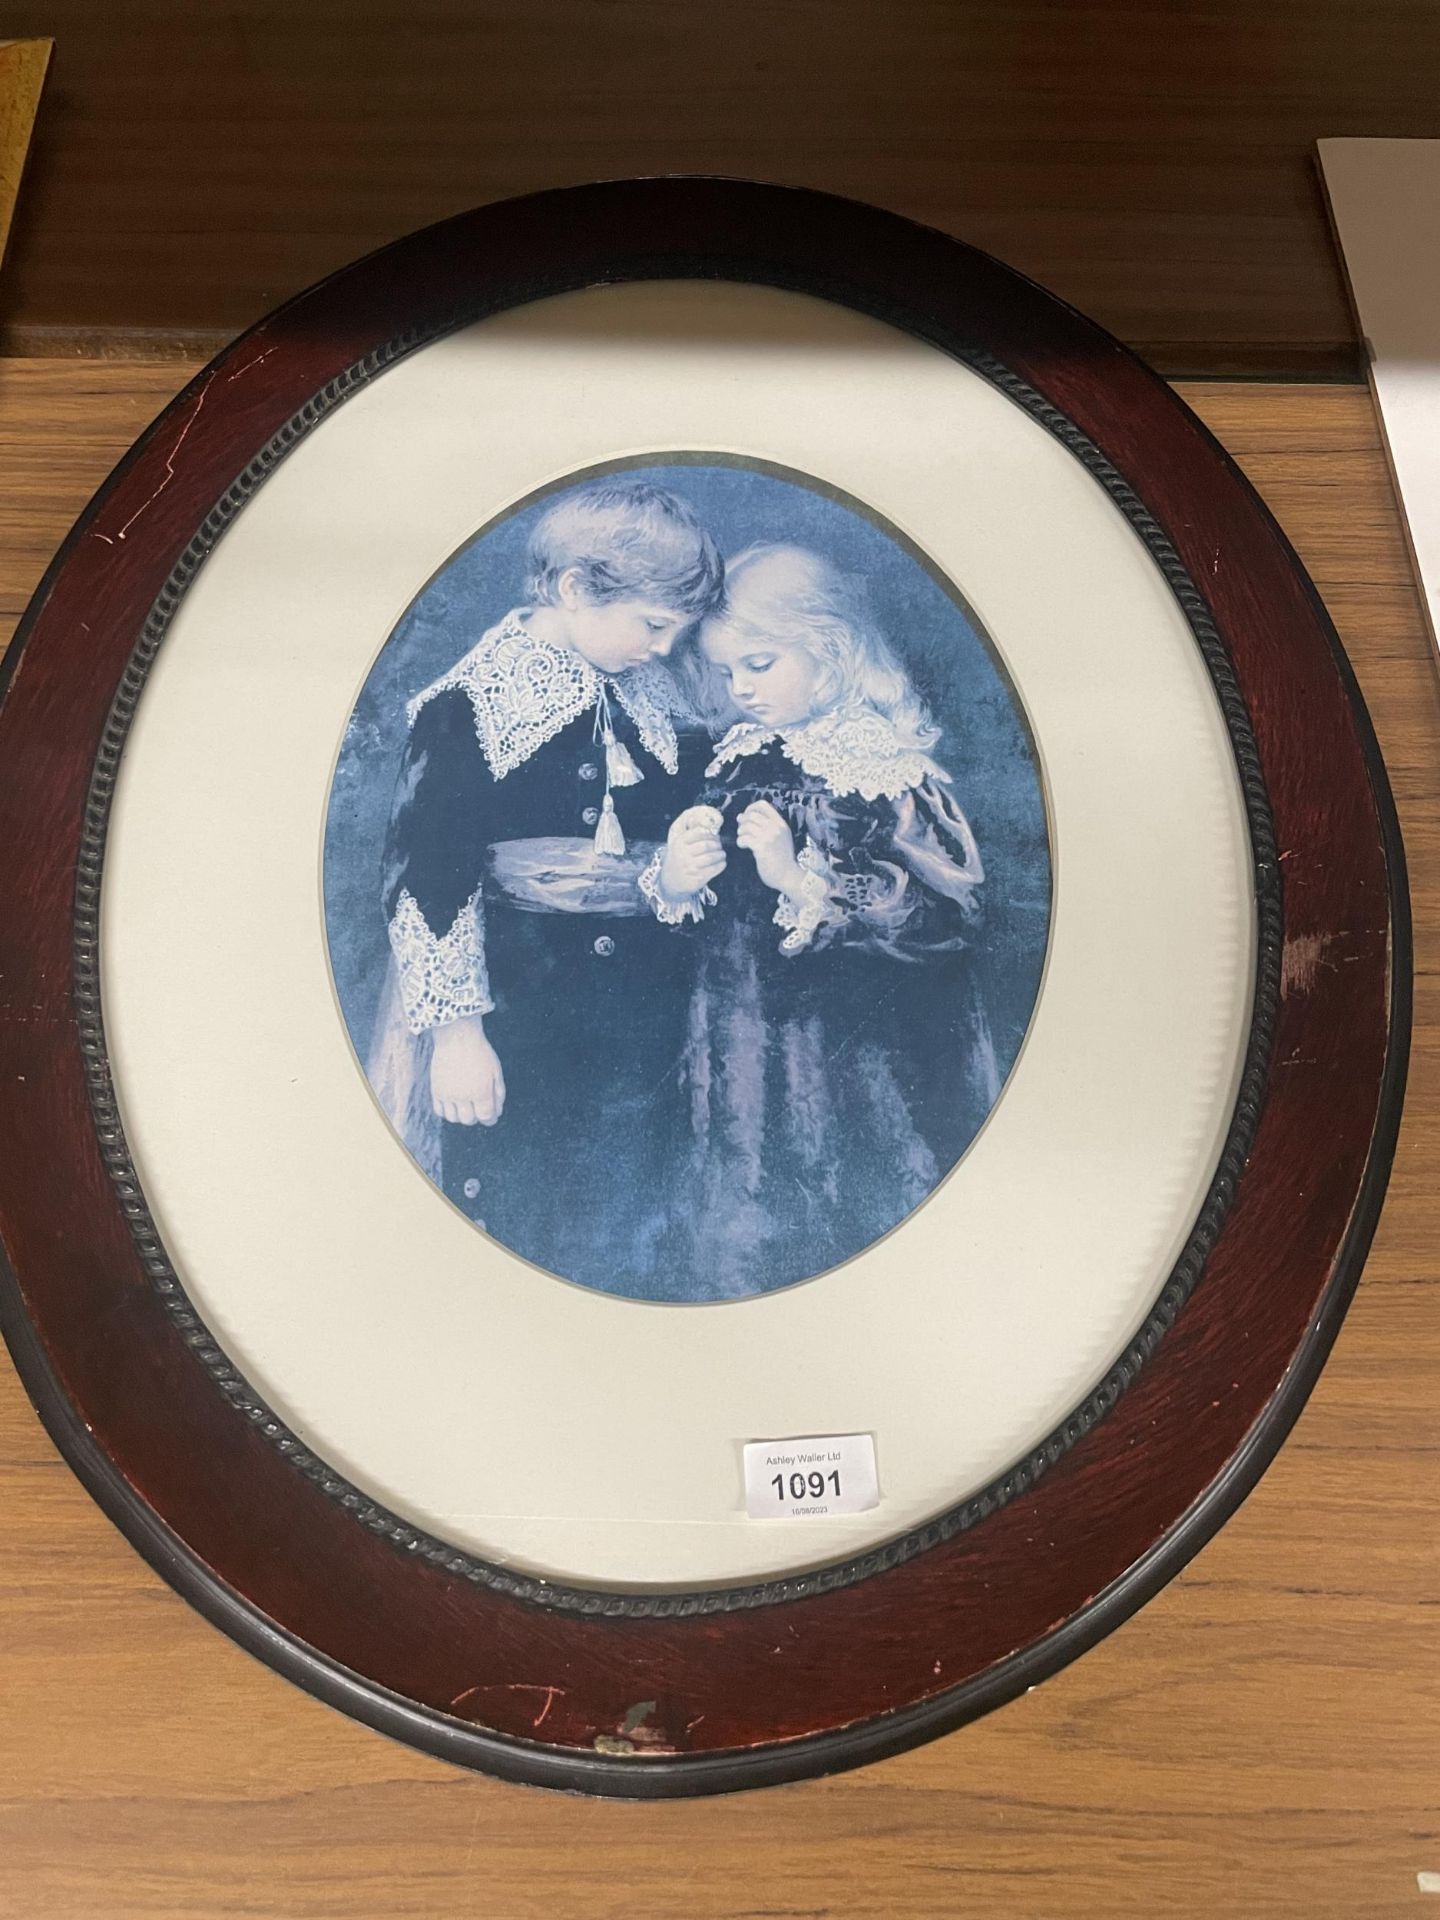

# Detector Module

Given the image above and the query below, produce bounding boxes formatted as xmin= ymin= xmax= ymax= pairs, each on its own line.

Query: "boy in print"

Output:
xmin=369 ymin=479 xmax=724 ymax=1295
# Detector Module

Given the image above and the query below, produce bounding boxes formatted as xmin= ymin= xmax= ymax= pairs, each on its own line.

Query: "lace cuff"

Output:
xmin=774 ymin=841 xmax=848 ymax=953
xmin=387 ymin=886 xmax=494 ymax=1035
xmin=638 ymin=845 xmax=717 ymax=926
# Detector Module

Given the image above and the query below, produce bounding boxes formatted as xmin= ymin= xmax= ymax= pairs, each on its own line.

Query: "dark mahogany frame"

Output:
xmin=0 ymin=179 xmax=1408 ymax=1797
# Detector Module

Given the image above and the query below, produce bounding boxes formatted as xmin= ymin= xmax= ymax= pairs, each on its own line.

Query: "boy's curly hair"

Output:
xmin=526 ymin=479 xmax=725 ymax=619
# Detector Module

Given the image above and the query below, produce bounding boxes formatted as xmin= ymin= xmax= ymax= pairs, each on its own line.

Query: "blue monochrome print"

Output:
xmin=323 ymin=461 xmax=1051 ymax=1302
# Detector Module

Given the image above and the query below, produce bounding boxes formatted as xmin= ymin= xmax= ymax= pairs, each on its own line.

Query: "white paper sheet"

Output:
xmin=1320 ymin=137 xmax=1440 ymax=657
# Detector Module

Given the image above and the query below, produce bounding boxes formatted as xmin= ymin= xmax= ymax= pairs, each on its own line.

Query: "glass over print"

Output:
xmin=323 ymin=458 xmax=1051 ymax=1301
xmin=97 ymin=273 xmax=1259 ymax=1594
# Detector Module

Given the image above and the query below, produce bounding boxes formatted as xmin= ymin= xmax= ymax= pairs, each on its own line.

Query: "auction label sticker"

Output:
xmin=743 ymin=1434 xmax=880 ymax=1519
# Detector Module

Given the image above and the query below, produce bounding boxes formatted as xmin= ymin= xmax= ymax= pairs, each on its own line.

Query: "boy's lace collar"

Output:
xmin=407 ymin=612 xmax=684 ymax=779
xmin=705 ymin=708 xmax=947 ymax=801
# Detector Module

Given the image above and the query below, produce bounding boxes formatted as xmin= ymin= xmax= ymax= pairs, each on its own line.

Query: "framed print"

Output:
xmin=324 ymin=455 xmax=1047 ymax=1303
xmin=0 ymin=179 xmax=1408 ymax=1795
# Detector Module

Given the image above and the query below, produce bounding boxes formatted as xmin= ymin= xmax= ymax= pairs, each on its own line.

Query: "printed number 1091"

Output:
xmin=773 ymin=1470 xmax=842 ymax=1502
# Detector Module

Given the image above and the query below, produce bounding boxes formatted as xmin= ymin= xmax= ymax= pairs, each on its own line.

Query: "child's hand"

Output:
xmin=737 ymin=800 xmax=803 ymax=895
xmin=660 ymin=805 xmax=726 ymax=900
xmin=430 ymin=1013 xmax=506 ymax=1125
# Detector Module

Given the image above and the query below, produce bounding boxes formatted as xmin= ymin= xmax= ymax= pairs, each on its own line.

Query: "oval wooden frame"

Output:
xmin=0 ymin=179 xmax=1409 ymax=1797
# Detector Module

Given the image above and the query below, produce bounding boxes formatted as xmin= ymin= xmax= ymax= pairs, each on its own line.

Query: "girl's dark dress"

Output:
xmin=371 ymin=613 xmax=709 ymax=1298
xmin=645 ymin=711 xmax=993 ymax=1300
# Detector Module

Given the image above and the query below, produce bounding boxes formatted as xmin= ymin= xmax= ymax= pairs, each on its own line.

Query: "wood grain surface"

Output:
xmin=0 ymin=38 xmax=49 ymax=269
xmin=2 ymin=0 xmax=1440 ymax=373
xmin=0 ymin=362 xmax=1436 ymax=1912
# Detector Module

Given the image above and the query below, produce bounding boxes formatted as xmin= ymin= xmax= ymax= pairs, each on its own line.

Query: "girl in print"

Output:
xmin=641 ymin=544 xmax=996 ymax=1298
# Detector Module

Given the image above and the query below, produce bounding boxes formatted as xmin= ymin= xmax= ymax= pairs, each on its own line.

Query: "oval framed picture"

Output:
xmin=0 ymin=179 xmax=1408 ymax=1796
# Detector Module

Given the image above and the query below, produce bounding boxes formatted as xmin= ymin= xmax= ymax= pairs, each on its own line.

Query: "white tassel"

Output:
xmin=593 ymin=792 xmax=626 ymax=856
xmin=604 ymin=729 xmax=643 ymax=788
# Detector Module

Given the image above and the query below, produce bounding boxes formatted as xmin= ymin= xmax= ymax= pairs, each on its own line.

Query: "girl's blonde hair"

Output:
xmin=695 ymin=544 xmax=940 ymax=749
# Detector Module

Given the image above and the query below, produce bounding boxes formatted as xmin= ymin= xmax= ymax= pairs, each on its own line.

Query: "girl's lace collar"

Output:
xmin=407 ymin=612 xmax=684 ymax=779
xmin=705 ymin=708 xmax=947 ymax=801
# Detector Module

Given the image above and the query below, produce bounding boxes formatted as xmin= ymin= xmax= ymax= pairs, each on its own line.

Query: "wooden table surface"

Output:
xmin=0 ymin=357 xmax=1436 ymax=1918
